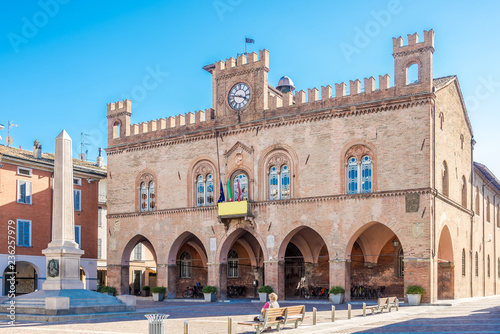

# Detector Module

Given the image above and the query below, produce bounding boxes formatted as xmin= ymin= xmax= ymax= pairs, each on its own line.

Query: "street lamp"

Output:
xmin=392 ymin=238 xmax=399 ymax=249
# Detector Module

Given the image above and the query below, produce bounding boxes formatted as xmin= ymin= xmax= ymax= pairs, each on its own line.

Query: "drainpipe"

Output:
xmin=470 ymin=137 xmax=475 ymax=297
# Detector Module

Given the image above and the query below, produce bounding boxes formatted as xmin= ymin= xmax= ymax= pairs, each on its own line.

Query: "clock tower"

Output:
xmin=203 ymin=50 xmax=270 ymax=124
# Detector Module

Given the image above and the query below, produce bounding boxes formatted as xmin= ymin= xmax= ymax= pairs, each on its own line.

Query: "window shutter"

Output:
xmin=75 ymin=226 xmax=81 ymax=247
xmin=23 ymin=221 xmax=30 ymax=246
xmin=26 ymin=181 xmax=32 ymax=204
xmin=17 ymin=221 xmax=23 ymax=245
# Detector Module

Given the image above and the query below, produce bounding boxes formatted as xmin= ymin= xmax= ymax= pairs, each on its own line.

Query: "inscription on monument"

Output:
xmin=47 ymin=259 xmax=59 ymax=278
xmin=406 ymin=193 xmax=420 ymax=212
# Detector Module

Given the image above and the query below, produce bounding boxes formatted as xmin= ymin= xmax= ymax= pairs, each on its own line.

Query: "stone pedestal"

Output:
xmin=42 ymin=246 xmax=84 ymax=290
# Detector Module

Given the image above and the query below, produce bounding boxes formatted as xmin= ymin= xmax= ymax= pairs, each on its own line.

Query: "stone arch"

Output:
xmin=405 ymin=58 xmax=422 ymax=84
xmin=3 ymin=261 xmax=40 ymax=296
xmin=227 ymin=168 xmax=252 ymax=201
xmin=437 ymin=225 xmax=454 ymax=299
xmin=112 ymin=120 xmax=121 ymax=139
xmin=258 ymin=144 xmax=299 ymax=200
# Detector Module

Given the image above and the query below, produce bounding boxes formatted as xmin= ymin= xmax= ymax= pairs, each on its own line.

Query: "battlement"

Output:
xmin=107 ymin=99 xmax=132 ymax=116
xmin=213 ymin=49 xmax=269 ymax=72
xmin=393 ymin=29 xmax=434 ymax=55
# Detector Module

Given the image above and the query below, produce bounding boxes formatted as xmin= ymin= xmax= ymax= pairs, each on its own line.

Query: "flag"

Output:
xmin=227 ymin=178 xmax=233 ymax=202
xmin=237 ymin=179 xmax=241 ymax=201
xmin=217 ymin=181 xmax=225 ymax=203
xmin=245 ymin=38 xmax=255 ymax=44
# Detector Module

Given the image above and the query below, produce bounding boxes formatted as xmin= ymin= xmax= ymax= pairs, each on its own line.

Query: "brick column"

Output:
xmin=208 ymin=262 xmax=223 ymax=299
xmin=264 ymin=260 xmax=283 ymax=298
xmin=405 ymin=259 xmax=432 ymax=303
xmin=329 ymin=259 xmax=349 ymax=301
xmin=107 ymin=264 xmax=129 ymax=295
xmin=166 ymin=264 xmax=176 ymax=299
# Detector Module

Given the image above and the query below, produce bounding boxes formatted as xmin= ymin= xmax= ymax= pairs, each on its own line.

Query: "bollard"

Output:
xmin=184 ymin=321 xmax=189 ymax=334
xmin=145 ymin=314 xmax=169 ymax=334
xmin=362 ymin=302 xmax=366 ymax=317
xmin=331 ymin=305 xmax=335 ymax=322
xmin=313 ymin=307 xmax=317 ymax=326
xmin=396 ymin=298 xmax=399 ymax=311
xmin=348 ymin=304 xmax=351 ymax=319
xmin=228 ymin=316 xmax=232 ymax=334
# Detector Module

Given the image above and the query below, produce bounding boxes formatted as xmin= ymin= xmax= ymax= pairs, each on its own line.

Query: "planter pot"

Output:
xmin=204 ymin=293 xmax=215 ymax=302
xmin=330 ymin=293 xmax=344 ymax=304
xmin=258 ymin=292 xmax=267 ymax=303
xmin=152 ymin=292 xmax=164 ymax=302
xmin=407 ymin=294 xmax=422 ymax=306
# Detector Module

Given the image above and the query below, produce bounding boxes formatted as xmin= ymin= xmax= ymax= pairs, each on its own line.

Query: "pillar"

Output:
xmin=405 ymin=259 xmax=433 ymax=303
xmin=166 ymin=264 xmax=176 ymax=299
xmin=264 ymin=260 xmax=284 ymax=299
xmin=208 ymin=262 xmax=223 ymax=299
xmin=329 ymin=259 xmax=349 ymax=301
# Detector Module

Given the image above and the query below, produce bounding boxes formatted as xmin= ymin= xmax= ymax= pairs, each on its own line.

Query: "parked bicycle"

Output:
xmin=350 ymin=285 xmax=386 ymax=299
xmin=227 ymin=285 xmax=245 ymax=298
xmin=183 ymin=282 xmax=204 ymax=298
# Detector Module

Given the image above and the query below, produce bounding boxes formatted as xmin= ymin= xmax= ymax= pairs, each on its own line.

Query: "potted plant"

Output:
xmin=406 ymin=285 xmax=425 ymax=305
xmin=329 ymin=286 xmax=345 ymax=304
xmin=97 ymin=285 xmax=117 ymax=296
xmin=202 ymin=285 xmax=217 ymax=302
xmin=151 ymin=286 xmax=166 ymax=301
xmin=142 ymin=285 xmax=150 ymax=297
xmin=257 ymin=285 xmax=273 ymax=303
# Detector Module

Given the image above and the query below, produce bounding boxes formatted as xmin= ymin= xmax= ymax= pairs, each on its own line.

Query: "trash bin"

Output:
xmin=145 ymin=314 xmax=169 ymax=334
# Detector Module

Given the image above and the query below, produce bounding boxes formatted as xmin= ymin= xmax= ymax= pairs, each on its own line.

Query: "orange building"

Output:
xmin=0 ymin=143 xmax=106 ymax=295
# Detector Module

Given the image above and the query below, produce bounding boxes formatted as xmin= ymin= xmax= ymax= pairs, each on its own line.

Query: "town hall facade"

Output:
xmin=105 ymin=30 xmax=500 ymax=303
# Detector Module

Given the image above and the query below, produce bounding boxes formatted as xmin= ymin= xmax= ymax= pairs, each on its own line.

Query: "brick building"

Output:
xmin=105 ymin=30 xmax=500 ymax=303
xmin=0 ymin=143 xmax=107 ymax=295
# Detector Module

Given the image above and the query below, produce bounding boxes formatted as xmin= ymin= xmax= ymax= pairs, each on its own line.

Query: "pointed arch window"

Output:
xmin=397 ymin=248 xmax=404 ymax=277
xmin=180 ymin=251 xmax=192 ymax=278
xmin=140 ymin=182 xmax=148 ymax=212
xmin=233 ymin=173 xmax=248 ymax=201
xmin=138 ymin=173 xmax=156 ymax=212
xmin=148 ymin=181 xmax=155 ymax=211
xmin=196 ymin=174 xmax=214 ymax=207
xmin=462 ymin=249 xmax=466 ymax=276
xmin=268 ymin=165 xmax=290 ymax=200
xmin=227 ymin=250 xmax=239 ymax=278
xmin=269 ymin=166 xmax=279 ymax=200
xmin=347 ymin=155 xmax=372 ymax=194
xmin=475 ymin=252 xmax=478 ymax=277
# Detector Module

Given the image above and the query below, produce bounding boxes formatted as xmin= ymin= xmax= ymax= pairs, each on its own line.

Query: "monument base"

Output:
xmin=0 ymin=289 xmax=137 ymax=321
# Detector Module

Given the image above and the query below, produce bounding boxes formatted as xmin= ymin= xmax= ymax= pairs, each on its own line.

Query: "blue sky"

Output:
xmin=0 ymin=0 xmax=499 ymax=176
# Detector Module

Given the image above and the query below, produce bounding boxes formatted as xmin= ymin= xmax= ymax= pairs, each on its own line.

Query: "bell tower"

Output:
xmin=204 ymin=50 xmax=270 ymax=124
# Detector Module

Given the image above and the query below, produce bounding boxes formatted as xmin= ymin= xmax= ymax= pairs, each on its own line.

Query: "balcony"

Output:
xmin=217 ymin=200 xmax=253 ymax=228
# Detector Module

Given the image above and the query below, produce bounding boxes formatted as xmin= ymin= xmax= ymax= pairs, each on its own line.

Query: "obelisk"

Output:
xmin=42 ymin=130 xmax=85 ymax=290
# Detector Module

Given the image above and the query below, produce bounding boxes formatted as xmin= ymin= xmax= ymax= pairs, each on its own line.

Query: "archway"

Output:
xmin=278 ymin=226 xmax=329 ymax=299
xmin=218 ymin=228 xmax=265 ymax=299
xmin=3 ymin=261 xmax=39 ymax=296
xmin=168 ymin=232 xmax=208 ymax=299
xmin=121 ymin=235 xmax=158 ymax=296
xmin=437 ymin=225 xmax=454 ymax=299
xmin=347 ymin=223 xmax=404 ymax=299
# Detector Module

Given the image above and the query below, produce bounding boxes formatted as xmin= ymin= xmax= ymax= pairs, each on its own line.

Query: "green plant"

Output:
xmin=406 ymin=285 xmax=425 ymax=295
xmin=151 ymin=286 xmax=166 ymax=294
xmin=202 ymin=285 xmax=217 ymax=294
xmin=258 ymin=285 xmax=273 ymax=294
xmin=142 ymin=286 xmax=150 ymax=291
xmin=98 ymin=286 xmax=117 ymax=295
xmin=329 ymin=286 xmax=346 ymax=295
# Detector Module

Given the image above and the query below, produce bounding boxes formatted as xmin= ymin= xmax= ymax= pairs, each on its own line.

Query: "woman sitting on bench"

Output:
xmin=255 ymin=292 xmax=280 ymax=321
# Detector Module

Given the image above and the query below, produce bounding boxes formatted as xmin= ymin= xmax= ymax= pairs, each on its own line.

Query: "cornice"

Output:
xmin=106 ymin=94 xmax=433 ymax=156
xmin=393 ymin=46 xmax=435 ymax=58
xmin=215 ymin=66 xmax=268 ymax=81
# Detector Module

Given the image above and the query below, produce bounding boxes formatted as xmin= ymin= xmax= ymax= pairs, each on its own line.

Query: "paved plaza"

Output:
xmin=0 ymin=296 xmax=499 ymax=334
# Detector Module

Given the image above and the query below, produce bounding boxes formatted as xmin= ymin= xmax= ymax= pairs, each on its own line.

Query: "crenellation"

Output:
xmin=364 ymin=77 xmax=375 ymax=93
xmin=195 ymin=110 xmax=204 ymax=123
xmin=237 ymin=54 xmax=247 ymax=66
xmin=167 ymin=116 xmax=175 ymax=128
xmin=226 ymin=57 xmax=236 ymax=68
xmin=308 ymin=88 xmax=319 ymax=102
xmin=350 ymin=80 xmax=361 ymax=95
xmin=335 ymin=82 xmax=347 ymax=97
xmin=321 ymin=86 xmax=332 ymax=101
xmin=160 ymin=118 xmax=167 ymax=130
xmin=247 ymin=52 xmax=258 ymax=63
xmin=140 ymin=122 xmax=148 ymax=134
xmin=176 ymin=114 xmax=185 ymax=127
xmin=295 ymin=90 xmax=306 ymax=104
xmin=393 ymin=29 xmax=434 ymax=54
xmin=217 ymin=60 xmax=226 ymax=71
xmin=259 ymin=49 xmax=269 ymax=68
xmin=107 ymin=99 xmax=131 ymax=115
xmin=132 ymin=124 xmax=139 ymax=135
xmin=282 ymin=92 xmax=293 ymax=106
xmin=149 ymin=120 xmax=157 ymax=132
xmin=379 ymin=74 xmax=390 ymax=90
xmin=186 ymin=112 xmax=195 ymax=125
xmin=407 ymin=32 xmax=419 ymax=45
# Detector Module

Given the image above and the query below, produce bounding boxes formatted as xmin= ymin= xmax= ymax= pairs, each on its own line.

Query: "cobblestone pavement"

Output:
xmin=0 ymin=296 xmax=499 ymax=333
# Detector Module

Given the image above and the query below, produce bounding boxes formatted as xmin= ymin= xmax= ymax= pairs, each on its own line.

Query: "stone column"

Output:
xmin=42 ymin=130 xmax=84 ymax=290
xmin=207 ymin=262 xmax=222 ymax=299
xmin=166 ymin=264 xmax=177 ymax=299
xmin=405 ymin=259 xmax=432 ymax=303
xmin=264 ymin=260 xmax=282 ymax=297
xmin=329 ymin=259 xmax=349 ymax=301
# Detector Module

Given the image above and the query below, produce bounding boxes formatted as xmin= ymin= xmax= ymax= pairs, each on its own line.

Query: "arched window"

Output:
xmin=442 ymin=161 xmax=449 ymax=197
xmin=461 ymin=176 xmax=467 ymax=207
xmin=462 ymin=249 xmax=466 ymax=276
xmin=206 ymin=174 xmax=214 ymax=205
xmin=361 ymin=156 xmax=372 ymax=193
xmin=486 ymin=197 xmax=490 ymax=222
xmin=140 ymin=182 xmax=148 ymax=212
xmin=196 ymin=175 xmax=205 ymax=207
xmin=475 ymin=252 xmax=478 ymax=277
xmin=148 ymin=181 xmax=155 ymax=211
xmin=397 ymin=248 xmax=404 ymax=277
xmin=195 ymin=174 xmax=214 ymax=207
xmin=268 ymin=165 xmax=290 ymax=200
xmin=233 ymin=173 xmax=248 ymax=201
xmin=227 ymin=250 xmax=239 ymax=278
xmin=475 ymin=186 xmax=480 ymax=215
xmin=347 ymin=157 xmax=358 ymax=194
xmin=113 ymin=121 xmax=121 ymax=139
xmin=269 ymin=166 xmax=279 ymax=200
xmin=180 ymin=251 xmax=192 ymax=278
xmin=487 ymin=255 xmax=490 ymax=277
xmin=407 ymin=63 xmax=419 ymax=84
xmin=281 ymin=165 xmax=290 ymax=199
xmin=439 ymin=112 xmax=444 ymax=130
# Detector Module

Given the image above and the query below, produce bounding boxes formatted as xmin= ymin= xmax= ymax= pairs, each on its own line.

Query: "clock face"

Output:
xmin=228 ymin=83 xmax=251 ymax=110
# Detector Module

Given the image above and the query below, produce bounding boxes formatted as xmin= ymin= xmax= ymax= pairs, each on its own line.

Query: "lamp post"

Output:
xmin=392 ymin=238 xmax=399 ymax=249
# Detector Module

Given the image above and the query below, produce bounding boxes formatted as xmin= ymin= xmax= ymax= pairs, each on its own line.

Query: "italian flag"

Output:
xmin=227 ymin=178 xmax=233 ymax=202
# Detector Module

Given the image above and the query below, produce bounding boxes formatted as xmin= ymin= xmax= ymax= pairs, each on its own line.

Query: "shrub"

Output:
xmin=98 ymin=286 xmax=117 ymax=295
xmin=151 ymin=286 xmax=166 ymax=294
xmin=258 ymin=285 xmax=274 ymax=294
xmin=329 ymin=286 xmax=346 ymax=295
xmin=142 ymin=286 xmax=150 ymax=291
xmin=406 ymin=285 xmax=425 ymax=295
xmin=202 ymin=285 xmax=217 ymax=294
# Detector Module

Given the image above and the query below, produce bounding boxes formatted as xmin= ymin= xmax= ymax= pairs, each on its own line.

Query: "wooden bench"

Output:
xmin=238 ymin=305 xmax=306 ymax=333
xmin=364 ymin=297 xmax=399 ymax=315
xmin=281 ymin=305 xmax=306 ymax=329
xmin=238 ymin=307 xmax=286 ymax=334
xmin=387 ymin=296 xmax=399 ymax=312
